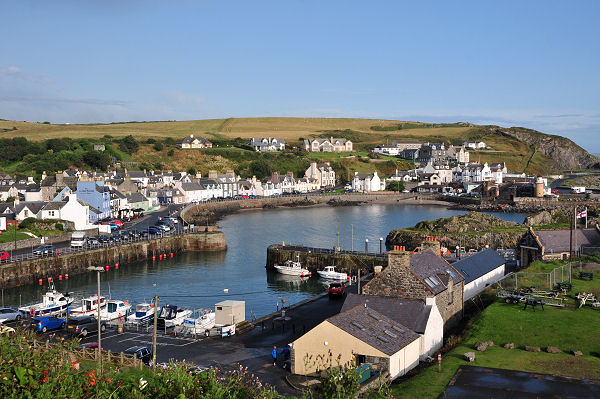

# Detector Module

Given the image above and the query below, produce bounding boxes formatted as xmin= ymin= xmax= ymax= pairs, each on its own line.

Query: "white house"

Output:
xmin=14 ymin=201 xmax=46 ymax=222
xmin=463 ymin=141 xmax=486 ymax=150
xmin=177 ymin=134 xmax=212 ymax=149
xmin=176 ymin=182 xmax=205 ymax=203
xmin=421 ymin=162 xmax=452 ymax=183
xmin=461 ymin=163 xmax=493 ymax=183
xmin=198 ymin=179 xmax=223 ymax=200
xmin=352 ymin=171 xmax=384 ymax=192
xmin=0 ymin=186 xmax=18 ymax=202
xmin=39 ymin=194 xmax=91 ymax=230
xmin=453 ymin=248 xmax=506 ymax=301
xmin=247 ymin=138 xmax=286 ymax=152
xmin=304 ymin=162 xmax=336 ymax=188
xmin=373 ymin=145 xmax=400 ymax=156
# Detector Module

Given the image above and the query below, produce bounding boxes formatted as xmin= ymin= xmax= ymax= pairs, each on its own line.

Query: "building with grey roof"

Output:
xmin=452 ymin=248 xmax=506 ymax=300
xmin=247 ymin=137 xmax=286 ymax=152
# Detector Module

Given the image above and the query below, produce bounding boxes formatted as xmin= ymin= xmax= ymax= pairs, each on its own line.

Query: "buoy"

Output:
xmin=115 ymin=263 xmax=119 ymax=270
xmin=159 ymin=254 xmax=162 ymax=260
xmin=48 ymin=277 xmax=52 ymax=283
xmin=152 ymin=255 xmax=156 ymax=261
xmin=39 ymin=278 xmax=43 ymax=286
xmin=65 ymin=274 xmax=69 ymax=280
xmin=105 ymin=265 xmax=109 ymax=271
xmin=170 ymin=252 xmax=173 ymax=258
xmin=59 ymin=275 xmax=63 ymax=281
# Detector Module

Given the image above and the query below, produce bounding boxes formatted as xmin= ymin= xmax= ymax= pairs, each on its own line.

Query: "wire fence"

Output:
xmin=497 ymin=262 xmax=587 ymax=290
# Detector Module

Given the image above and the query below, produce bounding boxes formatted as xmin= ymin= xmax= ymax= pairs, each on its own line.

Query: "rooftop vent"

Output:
xmin=384 ymin=330 xmax=398 ymax=338
xmin=351 ymin=321 xmax=365 ymax=330
xmin=392 ymin=325 xmax=405 ymax=333
xmin=377 ymin=336 xmax=389 ymax=343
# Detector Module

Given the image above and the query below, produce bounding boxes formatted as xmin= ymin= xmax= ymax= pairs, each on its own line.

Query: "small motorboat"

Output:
xmin=183 ymin=309 xmax=216 ymax=334
xmin=157 ymin=304 xmax=192 ymax=328
xmin=127 ymin=302 xmax=154 ymax=324
xmin=274 ymin=257 xmax=311 ymax=277
xmin=100 ymin=299 xmax=132 ymax=321
xmin=70 ymin=294 xmax=107 ymax=317
xmin=19 ymin=282 xmax=74 ymax=317
xmin=317 ymin=266 xmax=348 ymax=280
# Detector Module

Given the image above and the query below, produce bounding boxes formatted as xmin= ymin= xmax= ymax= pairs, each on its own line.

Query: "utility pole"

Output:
xmin=88 ymin=266 xmax=104 ymax=375
xmin=152 ymin=295 xmax=159 ymax=369
xmin=569 ymin=206 xmax=574 ymax=284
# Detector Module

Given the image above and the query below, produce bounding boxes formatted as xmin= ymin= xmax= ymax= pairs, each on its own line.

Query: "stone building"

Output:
xmin=362 ymin=239 xmax=464 ymax=330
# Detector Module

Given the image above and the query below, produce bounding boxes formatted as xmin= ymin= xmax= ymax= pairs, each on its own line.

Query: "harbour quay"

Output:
xmin=0 ymin=229 xmax=226 ymax=289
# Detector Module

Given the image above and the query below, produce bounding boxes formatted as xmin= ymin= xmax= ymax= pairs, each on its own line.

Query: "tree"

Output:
xmin=119 ymin=135 xmax=139 ymax=154
xmin=82 ymin=151 xmax=111 ymax=170
xmin=249 ymin=159 xmax=273 ymax=179
xmin=153 ymin=142 xmax=164 ymax=151
xmin=386 ymin=180 xmax=405 ymax=192
xmin=187 ymin=167 xmax=197 ymax=176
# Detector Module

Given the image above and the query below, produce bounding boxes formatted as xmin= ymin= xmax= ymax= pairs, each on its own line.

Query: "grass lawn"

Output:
xmin=391 ymin=260 xmax=600 ymax=399
xmin=0 ymin=225 xmax=65 ymax=244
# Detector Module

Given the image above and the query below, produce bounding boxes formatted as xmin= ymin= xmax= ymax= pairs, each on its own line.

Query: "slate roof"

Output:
xmin=178 ymin=135 xmax=211 ymax=144
xmin=42 ymin=201 xmax=67 ymax=211
xmin=327 ymin=305 xmax=420 ymax=356
xmin=410 ymin=250 xmax=464 ymax=295
xmin=452 ymin=248 xmax=505 ymax=285
xmin=536 ymin=229 xmax=600 ymax=253
xmin=341 ymin=294 xmax=430 ymax=334
xmin=0 ymin=203 xmax=14 ymax=213
xmin=15 ymin=201 xmax=46 ymax=215
xmin=247 ymin=138 xmax=286 ymax=146
xmin=126 ymin=193 xmax=148 ymax=203
xmin=180 ymin=182 xmax=203 ymax=192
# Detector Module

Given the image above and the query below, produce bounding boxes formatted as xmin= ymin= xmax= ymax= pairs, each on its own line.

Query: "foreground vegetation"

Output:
xmin=391 ymin=260 xmax=600 ymax=399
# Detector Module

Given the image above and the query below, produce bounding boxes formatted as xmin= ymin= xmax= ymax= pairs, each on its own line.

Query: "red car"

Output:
xmin=328 ymin=282 xmax=346 ymax=298
xmin=0 ymin=251 xmax=10 ymax=261
xmin=110 ymin=220 xmax=123 ymax=228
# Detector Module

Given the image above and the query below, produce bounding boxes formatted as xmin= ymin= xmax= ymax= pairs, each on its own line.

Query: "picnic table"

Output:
xmin=556 ymin=282 xmax=572 ymax=292
xmin=578 ymin=272 xmax=593 ymax=281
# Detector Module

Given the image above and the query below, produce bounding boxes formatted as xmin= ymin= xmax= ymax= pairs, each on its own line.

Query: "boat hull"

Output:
xmin=19 ymin=299 xmax=74 ymax=317
xmin=317 ymin=271 xmax=348 ymax=280
xmin=275 ymin=265 xmax=311 ymax=277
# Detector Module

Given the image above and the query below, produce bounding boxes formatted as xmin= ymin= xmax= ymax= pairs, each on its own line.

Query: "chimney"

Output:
xmin=387 ymin=246 xmax=411 ymax=269
xmin=41 ymin=171 xmax=47 ymax=182
xmin=421 ymin=236 xmax=442 ymax=256
xmin=208 ymin=170 xmax=217 ymax=179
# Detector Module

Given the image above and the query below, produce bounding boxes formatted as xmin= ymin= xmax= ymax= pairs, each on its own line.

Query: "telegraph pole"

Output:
xmin=152 ymin=295 xmax=159 ymax=369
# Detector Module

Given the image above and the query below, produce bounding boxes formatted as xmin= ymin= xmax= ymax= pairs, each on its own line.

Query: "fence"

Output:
xmin=496 ymin=263 xmax=585 ymax=290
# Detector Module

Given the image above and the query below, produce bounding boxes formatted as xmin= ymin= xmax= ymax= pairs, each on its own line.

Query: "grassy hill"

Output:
xmin=0 ymin=117 xmax=590 ymax=177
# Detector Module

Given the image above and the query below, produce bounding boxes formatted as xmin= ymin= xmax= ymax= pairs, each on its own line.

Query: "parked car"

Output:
xmin=98 ymin=235 xmax=110 ymax=244
xmin=124 ymin=346 xmax=152 ymax=365
xmin=109 ymin=220 xmax=123 ymax=228
xmin=0 ymin=251 xmax=10 ymax=261
xmin=33 ymin=245 xmax=57 ymax=256
xmin=0 ymin=308 xmax=24 ymax=322
xmin=154 ymin=223 xmax=170 ymax=232
xmin=328 ymin=282 xmax=346 ymax=298
xmin=110 ymin=233 xmax=122 ymax=242
xmin=87 ymin=236 xmax=100 ymax=247
xmin=128 ymin=230 xmax=141 ymax=238
xmin=66 ymin=316 xmax=106 ymax=337
xmin=109 ymin=223 xmax=119 ymax=231
xmin=31 ymin=316 xmax=65 ymax=333
xmin=148 ymin=226 xmax=162 ymax=235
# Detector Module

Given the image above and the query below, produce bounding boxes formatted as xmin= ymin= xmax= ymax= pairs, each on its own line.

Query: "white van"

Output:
xmin=70 ymin=232 xmax=86 ymax=248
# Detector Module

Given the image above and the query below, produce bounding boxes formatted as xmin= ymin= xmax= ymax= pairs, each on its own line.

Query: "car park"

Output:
xmin=66 ymin=316 xmax=106 ymax=337
xmin=0 ymin=308 xmax=24 ymax=322
xmin=31 ymin=316 xmax=65 ymax=333
xmin=124 ymin=346 xmax=152 ymax=365
xmin=33 ymin=245 xmax=57 ymax=256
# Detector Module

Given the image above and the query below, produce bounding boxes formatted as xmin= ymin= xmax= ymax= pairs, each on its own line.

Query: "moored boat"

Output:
xmin=127 ymin=302 xmax=154 ymax=324
xmin=274 ymin=259 xmax=311 ymax=277
xmin=70 ymin=294 xmax=107 ymax=317
xmin=317 ymin=266 xmax=348 ymax=280
xmin=100 ymin=299 xmax=132 ymax=321
xmin=183 ymin=309 xmax=216 ymax=334
xmin=157 ymin=304 xmax=192 ymax=328
xmin=18 ymin=282 xmax=74 ymax=317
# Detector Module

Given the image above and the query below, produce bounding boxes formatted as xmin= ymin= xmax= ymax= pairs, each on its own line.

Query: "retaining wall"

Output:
xmin=0 ymin=231 xmax=226 ymax=289
xmin=0 ymin=229 xmax=100 ymax=252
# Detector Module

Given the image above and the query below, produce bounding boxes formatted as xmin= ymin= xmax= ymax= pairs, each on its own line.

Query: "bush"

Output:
xmin=55 ymin=223 xmax=64 ymax=231
xmin=187 ymin=167 xmax=196 ymax=176
xmin=153 ymin=142 xmax=164 ymax=151
xmin=119 ymin=135 xmax=139 ymax=154
xmin=18 ymin=218 xmax=38 ymax=229
xmin=167 ymin=149 xmax=174 ymax=156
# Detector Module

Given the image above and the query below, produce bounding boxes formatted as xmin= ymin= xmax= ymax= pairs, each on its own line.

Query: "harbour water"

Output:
xmin=1 ymin=204 xmax=526 ymax=319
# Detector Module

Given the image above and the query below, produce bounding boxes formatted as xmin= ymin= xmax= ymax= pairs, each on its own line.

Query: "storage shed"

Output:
xmin=215 ymin=300 xmax=245 ymax=326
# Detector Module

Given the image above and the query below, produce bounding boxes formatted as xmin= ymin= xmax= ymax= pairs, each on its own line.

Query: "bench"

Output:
xmin=579 ymin=272 xmax=593 ymax=281
xmin=556 ymin=282 xmax=572 ymax=291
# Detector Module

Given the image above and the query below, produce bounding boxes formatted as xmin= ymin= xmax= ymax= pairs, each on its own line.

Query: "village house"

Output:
xmin=237 ymin=177 xmax=263 ymax=197
xmin=454 ymin=145 xmax=470 ymax=164
xmin=14 ymin=200 xmax=46 ymax=222
xmin=416 ymin=143 xmax=449 ymax=164
xmin=388 ymin=169 xmax=418 ymax=183
xmin=304 ymin=162 xmax=336 ymax=188
xmin=76 ymin=180 xmax=111 ymax=221
xmin=208 ymin=170 xmax=239 ymax=198
xmin=38 ymin=194 xmax=91 ymax=230
xmin=421 ymin=162 xmax=452 ymax=183
xmin=126 ymin=192 xmax=151 ymax=212
xmin=294 ymin=177 xmax=319 ymax=193
xmin=452 ymin=248 xmax=506 ymax=300
xmin=519 ymin=226 xmax=600 ymax=267
xmin=392 ymin=141 xmax=422 ymax=152
xmin=362 ymin=239 xmax=465 ymax=330
xmin=176 ymin=182 xmax=205 ymax=203
xmin=109 ymin=189 xmax=128 ymax=219
xmin=246 ymin=138 xmax=286 ymax=152
xmin=290 ymin=305 xmax=421 ymax=380
xmin=399 ymin=148 xmax=420 ymax=161
xmin=303 ymin=137 xmax=353 ymax=152
xmin=351 ymin=171 xmax=384 ymax=192
xmin=0 ymin=185 xmax=18 ymax=202
xmin=126 ymin=170 xmax=149 ymax=188
xmin=463 ymin=141 xmax=486 ymax=150
xmin=373 ymin=145 xmax=400 ymax=156
xmin=177 ymin=134 xmax=213 ymax=149
xmin=263 ymin=172 xmax=296 ymax=195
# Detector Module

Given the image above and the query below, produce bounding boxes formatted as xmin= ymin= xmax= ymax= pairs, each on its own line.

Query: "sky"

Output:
xmin=2 ymin=1 xmax=599 ymax=152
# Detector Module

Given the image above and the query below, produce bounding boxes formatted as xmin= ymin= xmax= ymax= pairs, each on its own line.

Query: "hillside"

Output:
xmin=0 ymin=117 xmax=597 ymax=176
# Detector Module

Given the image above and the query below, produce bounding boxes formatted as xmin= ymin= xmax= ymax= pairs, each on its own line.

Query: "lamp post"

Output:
xmin=88 ymin=266 xmax=104 ymax=374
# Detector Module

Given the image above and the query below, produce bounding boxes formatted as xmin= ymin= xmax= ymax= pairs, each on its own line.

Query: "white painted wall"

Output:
xmin=421 ymin=296 xmax=444 ymax=360
xmin=464 ymin=264 xmax=505 ymax=300
xmin=389 ymin=338 xmax=421 ymax=379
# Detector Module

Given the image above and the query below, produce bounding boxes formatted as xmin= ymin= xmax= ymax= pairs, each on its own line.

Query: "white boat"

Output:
xmin=317 ymin=266 xmax=348 ymax=280
xmin=274 ymin=259 xmax=311 ymax=277
xmin=70 ymin=294 xmax=107 ymax=317
xmin=157 ymin=304 xmax=192 ymax=328
xmin=127 ymin=302 xmax=155 ymax=324
xmin=183 ymin=309 xmax=216 ymax=334
xmin=19 ymin=282 xmax=74 ymax=317
xmin=100 ymin=299 xmax=132 ymax=321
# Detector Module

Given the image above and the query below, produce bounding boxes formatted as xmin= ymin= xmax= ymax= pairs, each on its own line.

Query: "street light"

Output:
xmin=88 ymin=266 xmax=104 ymax=375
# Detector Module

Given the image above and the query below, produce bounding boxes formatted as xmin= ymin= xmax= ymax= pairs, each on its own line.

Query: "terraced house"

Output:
xmin=303 ymin=137 xmax=353 ymax=152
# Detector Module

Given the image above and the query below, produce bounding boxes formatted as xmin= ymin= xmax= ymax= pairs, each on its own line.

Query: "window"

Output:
xmin=446 ymin=269 xmax=457 ymax=279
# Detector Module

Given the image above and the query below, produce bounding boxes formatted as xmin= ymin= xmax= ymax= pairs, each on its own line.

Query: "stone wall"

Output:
xmin=0 ymin=229 xmax=100 ymax=252
xmin=434 ymin=280 xmax=464 ymax=330
xmin=0 ymin=231 xmax=226 ymax=289
xmin=362 ymin=251 xmax=431 ymax=299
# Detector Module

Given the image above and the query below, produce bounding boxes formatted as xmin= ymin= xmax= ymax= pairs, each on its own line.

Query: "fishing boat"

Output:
xmin=317 ymin=266 xmax=348 ymax=280
xmin=126 ymin=302 xmax=154 ymax=324
xmin=157 ymin=304 xmax=192 ymax=328
xmin=18 ymin=282 xmax=74 ymax=317
xmin=100 ymin=299 xmax=132 ymax=321
xmin=70 ymin=294 xmax=107 ymax=316
xmin=274 ymin=257 xmax=311 ymax=277
xmin=182 ymin=309 xmax=216 ymax=334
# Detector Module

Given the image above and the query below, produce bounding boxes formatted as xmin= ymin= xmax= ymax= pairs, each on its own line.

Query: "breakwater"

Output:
xmin=266 ymin=244 xmax=387 ymax=275
xmin=0 ymin=230 xmax=226 ymax=289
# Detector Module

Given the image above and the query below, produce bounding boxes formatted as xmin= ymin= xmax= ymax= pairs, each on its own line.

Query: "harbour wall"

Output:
xmin=0 ymin=231 xmax=226 ymax=289
xmin=266 ymin=244 xmax=388 ymax=275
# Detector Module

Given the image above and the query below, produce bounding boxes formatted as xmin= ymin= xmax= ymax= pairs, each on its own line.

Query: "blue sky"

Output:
xmin=2 ymin=1 xmax=599 ymax=152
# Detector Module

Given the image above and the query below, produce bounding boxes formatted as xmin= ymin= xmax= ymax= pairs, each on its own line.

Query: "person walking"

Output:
xmin=272 ymin=346 xmax=277 ymax=366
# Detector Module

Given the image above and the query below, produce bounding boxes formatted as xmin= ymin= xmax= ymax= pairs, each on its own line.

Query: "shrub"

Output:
xmin=167 ymin=149 xmax=174 ymax=156
xmin=55 ymin=223 xmax=64 ymax=231
xmin=153 ymin=142 xmax=164 ymax=151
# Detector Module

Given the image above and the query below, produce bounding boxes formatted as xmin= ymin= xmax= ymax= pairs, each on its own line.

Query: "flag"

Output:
xmin=577 ymin=209 xmax=587 ymax=219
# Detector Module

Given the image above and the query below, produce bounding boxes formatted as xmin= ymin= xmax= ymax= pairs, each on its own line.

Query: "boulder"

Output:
xmin=546 ymin=346 xmax=562 ymax=354
xmin=464 ymin=352 xmax=475 ymax=362
xmin=475 ymin=342 xmax=488 ymax=352
xmin=503 ymin=343 xmax=515 ymax=349
xmin=525 ymin=346 xmax=541 ymax=352
xmin=485 ymin=340 xmax=494 ymax=347
xmin=573 ymin=350 xmax=583 ymax=357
